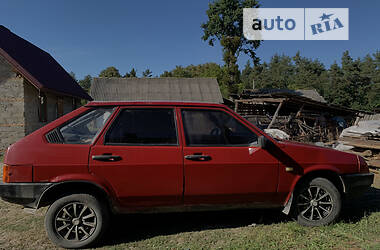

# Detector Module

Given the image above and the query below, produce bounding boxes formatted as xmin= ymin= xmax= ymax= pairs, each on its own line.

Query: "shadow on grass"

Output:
xmin=100 ymin=186 xmax=380 ymax=247
xmin=339 ymin=186 xmax=380 ymax=223
xmin=101 ymin=208 xmax=289 ymax=246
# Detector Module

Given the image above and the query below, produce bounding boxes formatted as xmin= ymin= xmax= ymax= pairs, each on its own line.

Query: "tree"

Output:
xmin=201 ymin=0 xmax=261 ymax=93
xmin=142 ymin=69 xmax=153 ymax=77
xmin=99 ymin=66 xmax=121 ymax=77
xmin=373 ymin=50 xmax=380 ymax=83
xmin=341 ymin=51 xmax=372 ymax=109
xmin=324 ymin=62 xmax=348 ymax=106
xmin=368 ymin=83 xmax=380 ymax=110
xmin=160 ymin=71 xmax=173 ymax=77
xmin=289 ymin=52 xmax=326 ymax=94
xmin=125 ymin=68 xmax=137 ymax=78
xmin=262 ymin=54 xmax=294 ymax=89
xmin=78 ymin=75 xmax=92 ymax=93
xmin=159 ymin=63 xmax=230 ymax=97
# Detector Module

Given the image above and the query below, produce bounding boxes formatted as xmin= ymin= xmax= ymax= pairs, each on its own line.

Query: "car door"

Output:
xmin=180 ymin=107 xmax=279 ymax=205
xmin=89 ymin=107 xmax=183 ymax=208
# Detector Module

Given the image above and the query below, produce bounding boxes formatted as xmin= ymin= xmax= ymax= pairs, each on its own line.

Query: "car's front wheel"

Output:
xmin=45 ymin=194 xmax=109 ymax=248
xmin=294 ymin=177 xmax=341 ymax=226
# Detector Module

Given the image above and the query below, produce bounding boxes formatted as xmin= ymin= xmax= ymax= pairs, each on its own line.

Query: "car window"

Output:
xmin=104 ymin=109 xmax=178 ymax=145
xmin=59 ymin=108 xmax=114 ymax=144
xmin=181 ymin=109 xmax=258 ymax=146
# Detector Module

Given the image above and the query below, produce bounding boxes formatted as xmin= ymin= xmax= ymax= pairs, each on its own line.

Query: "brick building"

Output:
xmin=0 ymin=26 xmax=92 ymax=156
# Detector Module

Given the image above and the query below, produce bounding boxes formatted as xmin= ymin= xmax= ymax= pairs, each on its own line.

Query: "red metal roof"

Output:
xmin=0 ymin=25 xmax=92 ymax=100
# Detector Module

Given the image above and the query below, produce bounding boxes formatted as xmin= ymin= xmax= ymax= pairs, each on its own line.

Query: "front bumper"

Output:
xmin=341 ymin=173 xmax=374 ymax=197
xmin=0 ymin=183 xmax=52 ymax=208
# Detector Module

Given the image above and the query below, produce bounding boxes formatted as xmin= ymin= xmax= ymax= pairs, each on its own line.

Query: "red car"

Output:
xmin=1 ymin=102 xmax=374 ymax=248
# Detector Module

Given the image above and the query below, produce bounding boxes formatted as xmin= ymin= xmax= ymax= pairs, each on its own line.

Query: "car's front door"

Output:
xmin=180 ymin=108 xmax=279 ymax=205
xmin=89 ymin=107 xmax=183 ymax=208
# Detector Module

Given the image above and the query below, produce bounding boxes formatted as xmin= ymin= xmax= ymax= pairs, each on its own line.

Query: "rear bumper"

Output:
xmin=341 ymin=173 xmax=374 ymax=197
xmin=0 ymin=183 xmax=52 ymax=208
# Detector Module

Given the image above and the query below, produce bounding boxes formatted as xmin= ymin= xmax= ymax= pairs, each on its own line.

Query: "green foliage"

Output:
xmin=142 ymin=69 xmax=153 ymax=78
xmin=74 ymin=51 xmax=379 ymax=111
xmin=323 ymin=51 xmax=374 ymax=110
xmin=125 ymin=68 xmax=137 ymax=78
xmin=159 ymin=63 xmax=230 ymax=98
xmin=201 ymin=0 xmax=261 ymax=93
xmin=245 ymin=54 xmax=295 ymax=90
xmin=240 ymin=50 xmax=379 ymax=111
xmin=78 ymin=75 xmax=92 ymax=93
xmin=99 ymin=66 xmax=121 ymax=77
xmin=290 ymin=52 xmax=327 ymax=94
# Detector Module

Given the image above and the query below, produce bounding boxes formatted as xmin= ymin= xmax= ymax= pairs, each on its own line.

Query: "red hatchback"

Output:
xmin=1 ymin=102 xmax=374 ymax=248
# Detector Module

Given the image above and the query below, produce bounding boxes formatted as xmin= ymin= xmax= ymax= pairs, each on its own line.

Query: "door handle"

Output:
xmin=184 ymin=155 xmax=212 ymax=161
xmin=92 ymin=155 xmax=122 ymax=162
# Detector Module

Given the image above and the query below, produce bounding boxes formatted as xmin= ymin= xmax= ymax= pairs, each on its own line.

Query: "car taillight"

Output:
xmin=3 ymin=164 xmax=10 ymax=183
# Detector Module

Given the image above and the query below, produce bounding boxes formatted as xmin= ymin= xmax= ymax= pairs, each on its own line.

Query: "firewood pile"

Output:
xmin=232 ymin=89 xmax=361 ymax=144
xmin=337 ymin=120 xmax=380 ymax=169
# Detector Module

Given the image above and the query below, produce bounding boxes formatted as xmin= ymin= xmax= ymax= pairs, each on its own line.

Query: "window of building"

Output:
xmin=105 ymin=109 xmax=178 ymax=145
xmin=181 ymin=109 xmax=258 ymax=146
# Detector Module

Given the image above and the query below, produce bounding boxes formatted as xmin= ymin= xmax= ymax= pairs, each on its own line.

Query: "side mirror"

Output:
xmin=258 ymin=135 xmax=271 ymax=150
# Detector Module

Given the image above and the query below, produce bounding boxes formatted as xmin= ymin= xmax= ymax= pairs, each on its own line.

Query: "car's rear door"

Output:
xmin=180 ymin=107 xmax=279 ymax=205
xmin=89 ymin=106 xmax=183 ymax=208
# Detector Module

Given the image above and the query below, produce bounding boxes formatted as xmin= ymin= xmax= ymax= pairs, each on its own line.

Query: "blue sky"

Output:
xmin=1 ymin=0 xmax=379 ymax=79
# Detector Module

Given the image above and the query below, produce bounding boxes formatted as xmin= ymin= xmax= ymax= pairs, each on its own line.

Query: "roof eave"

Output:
xmin=0 ymin=47 xmax=92 ymax=101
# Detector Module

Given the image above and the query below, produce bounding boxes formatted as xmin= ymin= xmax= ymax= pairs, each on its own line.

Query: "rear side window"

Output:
xmin=181 ymin=109 xmax=258 ymax=146
xmin=104 ymin=109 xmax=177 ymax=145
xmin=53 ymin=108 xmax=114 ymax=144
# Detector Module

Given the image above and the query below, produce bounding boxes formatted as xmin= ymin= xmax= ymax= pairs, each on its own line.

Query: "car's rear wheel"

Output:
xmin=45 ymin=194 xmax=109 ymax=248
xmin=294 ymin=177 xmax=341 ymax=226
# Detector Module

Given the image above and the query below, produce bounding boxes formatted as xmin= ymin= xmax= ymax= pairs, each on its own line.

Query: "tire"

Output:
xmin=294 ymin=177 xmax=341 ymax=226
xmin=45 ymin=194 xmax=109 ymax=249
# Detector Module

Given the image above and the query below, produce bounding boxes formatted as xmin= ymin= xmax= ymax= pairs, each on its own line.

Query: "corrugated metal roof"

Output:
xmin=240 ymin=88 xmax=326 ymax=103
xmin=90 ymin=77 xmax=223 ymax=103
xmin=0 ymin=25 xmax=92 ymax=100
xmin=296 ymin=89 xmax=326 ymax=103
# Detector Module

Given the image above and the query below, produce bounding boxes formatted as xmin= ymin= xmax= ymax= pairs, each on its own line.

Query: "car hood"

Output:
xmin=275 ymin=140 xmax=358 ymax=174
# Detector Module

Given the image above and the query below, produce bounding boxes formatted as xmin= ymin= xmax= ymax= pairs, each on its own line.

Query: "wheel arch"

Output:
xmin=282 ymin=169 xmax=345 ymax=215
xmin=294 ymin=170 xmax=345 ymax=195
xmin=37 ymin=181 xmax=116 ymax=212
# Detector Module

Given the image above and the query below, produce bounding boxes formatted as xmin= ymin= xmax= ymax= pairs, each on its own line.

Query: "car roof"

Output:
xmin=86 ymin=101 xmax=227 ymax=108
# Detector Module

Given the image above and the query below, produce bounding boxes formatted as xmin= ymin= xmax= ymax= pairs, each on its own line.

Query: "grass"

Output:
xmin=0 ymin=174 xmax=379 ymax=249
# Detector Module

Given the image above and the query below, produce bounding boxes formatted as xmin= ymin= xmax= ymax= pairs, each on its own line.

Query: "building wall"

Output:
xmin=0 ymin=55 xmax=82 ymax=156
xmin=24 ymin=81 xmax=79 ymax=135
xmin=0 ymin=56 xmax=25 ymax=155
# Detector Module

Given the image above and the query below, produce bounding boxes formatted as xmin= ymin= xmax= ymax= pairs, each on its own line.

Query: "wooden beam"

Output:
xmin=339 ymin=138 xmax=380 ymax=150
xmin=296 ymin=104 xmax=304 ymax=118
xmin=234 ymin=101 xmax=238 ymax=112
xmin=267 ymin=101 xmax=284 ymax=129
xmin=234 ymin=98 xmax=286 ymax=104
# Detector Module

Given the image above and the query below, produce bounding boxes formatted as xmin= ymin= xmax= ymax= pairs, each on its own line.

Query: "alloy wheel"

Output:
xmin=54 ymin=202 xmax=97 ymax=241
